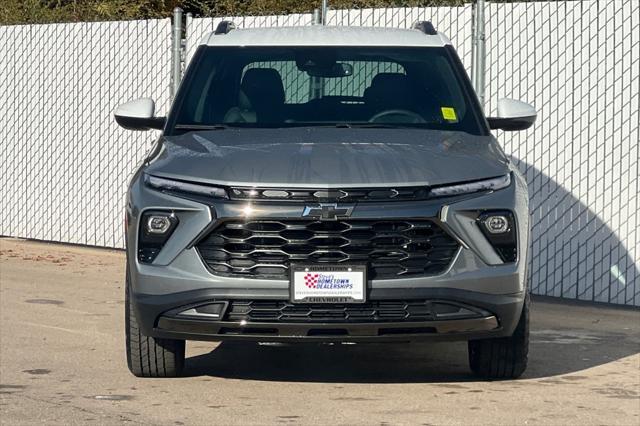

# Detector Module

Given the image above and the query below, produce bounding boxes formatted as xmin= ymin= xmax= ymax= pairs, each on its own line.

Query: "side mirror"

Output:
xmin=114 ymin=98 xmax=166 ymax=131
xmin=487 ymin=99 xmax=536 ymax=131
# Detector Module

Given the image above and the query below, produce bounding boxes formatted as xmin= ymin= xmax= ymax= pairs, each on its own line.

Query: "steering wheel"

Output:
xmin=369 ymin=109 xmax=427 ymax=124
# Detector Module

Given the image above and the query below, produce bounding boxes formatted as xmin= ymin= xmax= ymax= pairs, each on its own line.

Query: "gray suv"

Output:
xmin=115 ymin=22 xmax=536 ymax=379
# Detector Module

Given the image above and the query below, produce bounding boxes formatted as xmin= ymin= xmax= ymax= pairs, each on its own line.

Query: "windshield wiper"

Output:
xmin=174 ymin=124 xmax=229 ymax=130
xmin=339 ymin=123 xmax=414 ymax=129
xmin=173 ymin=123 xmax=425 ymax=130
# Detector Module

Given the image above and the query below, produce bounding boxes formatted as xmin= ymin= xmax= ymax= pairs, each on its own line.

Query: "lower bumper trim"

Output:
xmin=155 ymin=315 xmax=499 ymax=342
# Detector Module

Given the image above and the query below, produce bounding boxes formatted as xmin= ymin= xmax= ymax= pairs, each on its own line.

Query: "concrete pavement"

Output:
xmin=1 ymin=238 xmax=638 ymax=425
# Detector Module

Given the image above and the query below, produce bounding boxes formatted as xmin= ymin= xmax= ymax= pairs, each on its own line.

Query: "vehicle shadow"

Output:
xmin=185 ymin=340 xmax=475 ymax=383
xmin=509 ymin=156 xmax=638 ymax=306
xmin=183 ymin=298 xmax=639 ymax=383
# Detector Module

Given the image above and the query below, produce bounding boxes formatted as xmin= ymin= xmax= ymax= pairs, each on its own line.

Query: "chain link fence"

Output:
xmin=484 ymin=0 xmax=639 ymax=304
xmin=0 ymin=1 xmax=637 ymax=305
xmin=0 ymin=19 xmax=172 ymax=248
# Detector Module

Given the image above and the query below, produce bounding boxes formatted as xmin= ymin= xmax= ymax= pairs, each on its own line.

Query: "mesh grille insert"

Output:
xmin=196 ymin=219 xmax=459 ymax=279
xmin=225 ymin=300 xmax=483 ymax=323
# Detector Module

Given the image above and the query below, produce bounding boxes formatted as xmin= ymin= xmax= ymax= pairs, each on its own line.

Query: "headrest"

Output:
xmin=370 ymin=73 xmax=411 ymax=89
xmin=241 ymin=68 xmax=286 ymax=106
xmin=364 ymin=73 xmax=414 ymax=104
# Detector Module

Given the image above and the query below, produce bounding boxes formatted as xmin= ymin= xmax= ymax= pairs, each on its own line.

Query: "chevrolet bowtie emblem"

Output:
xmin=302 ymin=203 xmax=355 ymax=220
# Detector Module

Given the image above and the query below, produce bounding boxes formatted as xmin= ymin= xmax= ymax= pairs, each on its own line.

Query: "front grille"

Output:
xmin=228 ymin=186 xmax=430 ymax=202
xmin=196 ymin=219 xmax=459 ymax=279
xmin=225 ymin=300 xmax=485 ymax=323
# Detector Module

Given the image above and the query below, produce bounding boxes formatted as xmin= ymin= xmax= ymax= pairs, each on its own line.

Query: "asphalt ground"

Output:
xmin=1 ymin=238 xmax=639 ymax=425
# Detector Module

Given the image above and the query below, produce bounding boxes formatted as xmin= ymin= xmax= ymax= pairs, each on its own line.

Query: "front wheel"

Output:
xmin=125 ymin=267 xmax=185 ymax=377
xmin=468 ymin=294 xmax=530 ymax=379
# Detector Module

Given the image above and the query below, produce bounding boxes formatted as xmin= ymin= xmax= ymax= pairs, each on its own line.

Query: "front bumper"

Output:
xmin=132 ymin=287 xmax=525 ymax=342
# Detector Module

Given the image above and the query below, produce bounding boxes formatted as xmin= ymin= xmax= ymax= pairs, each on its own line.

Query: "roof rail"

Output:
xmin=412 ymin=21 xmax=437 ymax=35
xmin=214 ymin=20 xmax=236 ymax=35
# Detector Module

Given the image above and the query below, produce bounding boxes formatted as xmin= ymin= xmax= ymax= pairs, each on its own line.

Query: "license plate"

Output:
xmin=290 ymin=265 xmax=367 ymax=304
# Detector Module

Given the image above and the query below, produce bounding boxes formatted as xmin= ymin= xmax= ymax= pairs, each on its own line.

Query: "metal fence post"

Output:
xmin=309 ymin=9 xmax=323 ymax=99
xmin=185 ymin=13 xmax=192 ymax=68
xmin=471 ymin=0 xmax=486 ymax=110
xmin=321 ymin=0 xmax=329 ymax=25
xmin=312 ymin=8 xmax=321 ymax=26
xmin=171 ymin=7 xmax=184 ymax=100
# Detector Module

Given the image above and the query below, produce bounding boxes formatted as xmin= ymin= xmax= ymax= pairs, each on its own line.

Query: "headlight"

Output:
xmin=144 ymin=174 xmax=228 ymax=199
xmin=429 ymin=174 xmax=511 ymax=197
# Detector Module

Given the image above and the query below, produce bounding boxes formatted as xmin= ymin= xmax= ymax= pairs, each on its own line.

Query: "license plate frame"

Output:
xmin=290 ymin=264 xmax=367 ymax=304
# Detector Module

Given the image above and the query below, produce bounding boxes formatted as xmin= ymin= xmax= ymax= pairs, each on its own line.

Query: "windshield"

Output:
xmin=169 ymin=46 xmax=486 ymax=135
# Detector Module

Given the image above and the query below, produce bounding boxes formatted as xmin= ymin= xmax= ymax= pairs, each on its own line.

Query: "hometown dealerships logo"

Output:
xmin=304 ymin=273 xmax=353 ymax=289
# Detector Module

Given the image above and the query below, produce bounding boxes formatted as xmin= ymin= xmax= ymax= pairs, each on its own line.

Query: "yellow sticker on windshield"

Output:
xmin=441 ymin=107 xmax=458 ymax=122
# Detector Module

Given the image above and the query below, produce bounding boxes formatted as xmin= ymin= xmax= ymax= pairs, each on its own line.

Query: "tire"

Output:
xmin=468 ymin=294 xmax=530 ymax=380
xmin=125 ymin=267 xmax=185 ymax=377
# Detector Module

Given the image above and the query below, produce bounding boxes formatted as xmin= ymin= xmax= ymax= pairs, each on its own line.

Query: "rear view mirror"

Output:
xmin=487 ymin=99 xmax=536 ymax=131
xmin=302 ymin=62 xmax=353 ymax=78
xmin=114 ymin=98 xmax=165 ymax=131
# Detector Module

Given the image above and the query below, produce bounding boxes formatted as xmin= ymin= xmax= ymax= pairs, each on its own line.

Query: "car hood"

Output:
xmin=146 ymin=127 xmax=510 ymax=188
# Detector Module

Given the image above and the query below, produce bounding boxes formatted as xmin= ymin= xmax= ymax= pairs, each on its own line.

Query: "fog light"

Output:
xmin=484 ymin=215 xmax=509 ymax=234
xmin=147 ymin=215 xmax=172 ymax=234
xmin=477 ymin=211 xmax=517 ymax=263
xmin=138 ymin=211 xmax=179 ymax=264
